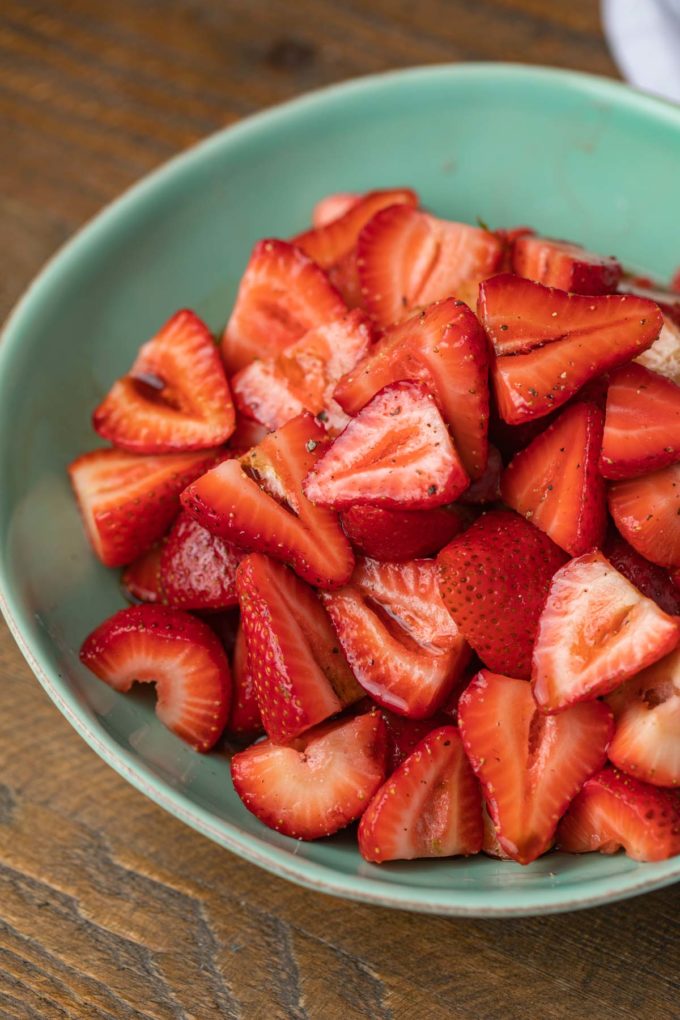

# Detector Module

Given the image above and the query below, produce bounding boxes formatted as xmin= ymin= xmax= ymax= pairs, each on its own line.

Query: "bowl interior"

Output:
xmin=2 ymin=64 xmax=679 ymax=916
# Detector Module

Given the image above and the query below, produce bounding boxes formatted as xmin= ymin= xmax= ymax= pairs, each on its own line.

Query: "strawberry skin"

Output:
xmin=458 ymin=670 xmax=613 ymax=865
xmin=80 ymin=604 xmax=231 ymax=751
xmin=602 ymin=531 xmax=680 ymax=616
xmin=228 ymin=622 xmax=263 ymax=737
xmin=608 ymin=463 xmax=680 ymax=569
xmin=340 ymin=504 xmax=469 ymax=561
xmin=93 ymin=310 xmax=235 ymax=453
xmin=160 ymin=511 xmax=244 ymax=611
xmin=459 ymin=444 xmax=502 ymax=505
xmin=358 ymin=726 xmax=483 ymax=862
xmin=69 ymin=447 xmax=219 ymax=568
xmin=512 ymin=235 xmax=622 ymax=294
xmin=380 ymin=710 xmax=452 ymax=771
xmin=436 ymin=510 xmax=568 ymax=679
xmin=532 ymin=551 xmax=680 ymax=713
xmin=121 ymin=543 xmax=164 ymax=604
xmin=600 ymin=362 xmax=680 ymax=480
xmin=231 ymin=712 xmax=388 ymax=840
xmin=557 ymin=767 xmax=680 ymax=862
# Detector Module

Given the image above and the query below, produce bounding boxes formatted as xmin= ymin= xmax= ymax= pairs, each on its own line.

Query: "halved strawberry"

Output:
xmin=221 ymin=240 xmax=347 ymax=373
xmin=501 ymin=402 xmax=606 ymax=555
xmin=603 ymin=531 xmax=680 ymax=615
xmin=600 ymin=362 xmax=680 ymax=480
xmin=380 ymin=710 xmax=451 ymax=771
xmin=459 ymin=444 xmax=502 ymax=504
xmin=159 ymin=511 xmax=244 ymax=611
xmin=458 ymin=670 xmax=613 ymax=865
xmin=181 ymin=414 xmax=354 ymax=588
xmin=557 ymin=767 xmax=680 ymax=862
xmin=619 ymin=276 xmax=680 ymax=327
xmin=304 ymin=382 xmax=469 ymax=511
xmin=532 ymin=551 xmax=680 ymax=713
xmin=322 ymin=557 xmax=470 ymax=719
xmin=340 ymin=504 xmax=469 ymax=561
xmin=635 ymin=314 xmax=680 ymax=385
xmin=312 ymin=192 xmax=361 ymax=228
xmin=334 ymin=299 xmax=490 ymax=478
xmin=69 ymin=447 xmax=218 ymax=568
xmin=80 ymin=604 xmax=231 ymax=751
xmin=356 ymin=205 xmax=503 ymax=328
xmin=227 ymin=413 xmax=269 ymax=452
xmin=478 ymin=275 xmax=662 ymax=424
xmin=231 ymin=711 xmax=388 ymax=839
xmin=121 ymin=543 xmax=165 ymax=604
xmin=228 ymin=622 xmax=263 ymax=737
xmin=511 ymin=235 xmax=622 ymax=294
xmin=608 ymin=463 xmax=680 ymax=568
xmin=436 ymin=510 xmax=568 ymax=679
xmin=93 ymin=310 xmax=234 ymax=453
xmin=358 ymin=726 xmax=483 ymax=862
xmin=236 ymin=553 xmax=362 ymax=742
xmin=231 ymin=310 xmax=375 ymax=433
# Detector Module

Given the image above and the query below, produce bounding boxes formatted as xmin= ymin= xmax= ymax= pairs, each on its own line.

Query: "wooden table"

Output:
xmin=1 ymin=2 xmax=678 ymax=1017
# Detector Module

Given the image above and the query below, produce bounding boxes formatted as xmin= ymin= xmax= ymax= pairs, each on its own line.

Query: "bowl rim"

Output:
xmin=2 ymin=61 xmax=680 ymax=917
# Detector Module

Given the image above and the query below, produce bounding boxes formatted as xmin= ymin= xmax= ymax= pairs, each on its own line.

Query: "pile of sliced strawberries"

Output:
xmin=72 ymin=188 xmax=680 ymax=867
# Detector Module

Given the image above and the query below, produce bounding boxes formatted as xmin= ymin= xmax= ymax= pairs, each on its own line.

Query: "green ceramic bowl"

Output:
xmin=1 ymin=64 xmax=679 ymax=917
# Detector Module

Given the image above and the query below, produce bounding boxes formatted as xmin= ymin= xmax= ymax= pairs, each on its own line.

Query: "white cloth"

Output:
xmin=602 ymin=0 xmax=680 ymax=103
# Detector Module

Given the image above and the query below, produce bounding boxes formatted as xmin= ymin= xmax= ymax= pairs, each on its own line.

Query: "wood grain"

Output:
xmin=1 ymin=2 xmax=677 ymax=1018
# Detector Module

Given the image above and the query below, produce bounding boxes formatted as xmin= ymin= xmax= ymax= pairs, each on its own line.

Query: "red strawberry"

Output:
xmin=459 ymin=444 xmax=502 ymax=504
xmin=231 ymin=310 xmax=375 ymax=433
xmin=231 ymin=711 xmax=388 ymax=839
xmin=80 ymin=604 xmax=231 ymax=751
xmin=603 ymin=532 xmax=680 ymax=615
xmin=482 ymin=804 xmax=513 ymax=860
xmin=478 ymin=274 xmax=662 ymax=424
xmin=501 ymin=402 xmax=606 ymax=555
xmin=600 ymin=362 xmax=680 ymax=480
xmin=322 ymin=558 xmax=470 ymax=719
xmin=608 ymin=463 xmax=680 ymax=569
xmin=358 ymin=726 xmax=483 ymax=862
xmin=93 ymin=310 xmax=234 ymax=453
xmin=228 ymin=623 xmax=263 ymax=737
xmin=181 ymin=414 xmax=354 ymax=588
xmin=557 ymin=767 xmax=680 ymax=862
xmin=221 ymin=240 xmax=347 ymax=373
xmin=121 ymin=543 xmax=164 ymax=604
xmin=436 ymin=510 xmax=568 ymax=679
xmin=160 ymin=511 xmax=244 ymax=611
xmin=340 ymin=504 xmax=469 ymax=561
xmin=532 ymin=551 xmax=680 ymax=713
xmin=619 ymin=276 xmax=680 ymax=327
xmin=335 ymin=299 xmax=490 ymax=478
xmin=312 ymin=192 xmax=361 ymax=228
xmin=235 ymin=554 xmax=362 ymax=742
xmin=356 ymin=205 xmax=503 ymax=328
xmin=69 ymin=447 xmax=218 ymax=568
xmin=304 ymin=382 xmax=469 ymax=511
xmin=380 ymin=710 xmax=451 ymax=771
xmin=458 ymin=670 xmax=613 ymax=865
xmin=511 ymin=235 xmax=622 ymax=294
xmin=636 ymin=314 xmax=680 ymax=385
xmin=228 ymin=414 xmax=269 ymax=452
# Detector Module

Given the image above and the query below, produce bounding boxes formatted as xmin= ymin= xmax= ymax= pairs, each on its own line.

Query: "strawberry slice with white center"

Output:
xmin=532 ymin=551 xmax=680 ymax=713
xmin=93 ymin=310 xmax=235 ymax=453
xmin=358 ymin=726 xmax=483 ymax=862
xmin=159 ymin=511 xmax=244 ymax=611
xmin=636 ymin=314 xmax=680 ymax=385
xmin=458 ymin=670 xmax=613 ymax=865
xmin=181 ymin=413 xmax=354 ymax=588
xmin=121 ymin=543 xmax=165 ymax=604
xmin=557 ymin=767 xmax=680 ymax=862
xmin=304 ymin=381 xmax=469 ymax=510
xmin=236 ymin=553 xmax=362 ymax=742
xmin=228 ymin=622 xmax=263 ymax=738
xmin=322 ymin=557 xmax=470 ymax=719
xmin=608 ymin=463 xmax=680 ymax=569
xmin=501 ymin=401 xmax=606 ymax=555
xmin=69 ymin=447 xmax=219 ymax=568
xmin=231 ymin=712 xmax=388 ymax=840
xmin=607 ymin=647 xmax=680 ymax=787
xmin=221 ymin=239 xmax=347 ymax=373
xmin=312 ymin=192 xmax=361 ymax=228
xmin=80 ymin=604 xmax=231 ymax=751
xmin=335 ymin=299 xmax=490 ymax=479
xmin=340 ymin=504 xmax=469 ymax=561
xmin=600 ymin=362 xmax=680 ymax=480
xmin=511 ymin=235 xmax=622 ymax=294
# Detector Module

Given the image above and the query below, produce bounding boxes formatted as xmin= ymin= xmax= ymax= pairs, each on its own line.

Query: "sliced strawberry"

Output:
xmin=121 ymin=543 xmax=165 ymax=604
xmin=304 ymin=382 xmax=469 ymax=511
xmin=159 ymin=511 xmax=244 ymax=611
xmin=600 ymin=362 xmax=680 ymax=480
xmin=80 ymin=604 xmax=231 ymax=751
xmin=635 ymin=314 xmax=680 ymax=385
xmin=335 ymin=299 xmax=490 ymax=478
xmin=231 ymin=711 xmax=388 ymax=839
xmin=312 ymin=192 xmax=361 ymax=228
xmin=357 ymin=205 xmax=503 ymax=328
xmin=358 ymin=726 xmax=483 ymax=862
xmin=458 ymin=670 xmax=613 ymax=865
xmin=478 ymin=275 xmax=662 ymax=423
xmin=381 ymin=710 xmax=451 ymax=771
xmin=69 ymin=447 xmax=218 ymax=568
xmin=512 ymin=235 xmax=622 ymax=294
xmin=532 ymin=551 xmax=680 ymax=713
xmin=340 ymin=504 xmax=469 ymax=561
xmin=322 ymin=557 xmax=470 ymax=719
xmin=459 ymin=444 xmax=502 ymax=504
xmin=603 ymin=532 xmax=680 ymax=615
xmin=501 ymin=402 xmax=606 ymax=555
xmin=221 ymin=240 xmax=347 ymax=373
xmin=235 ymin=553 xmax=362 ymax=742
xmin=436 ymin=510 xmax=568 ymax=679
xmin=482 ymin=803 xmax=513 ymax=860
xmin=619 ymin=276 xmax=680 ymax=327
xmin=228 ymin=413 xmax=269 ymax=452
xmin=231 ymin=310 xmax=375 ymax=433
xmin=181 ymin=414 xmax=354 ymax=588
xmin=557 ymin=767 xmax=680 ymax=862
xmin=608 ymin=463 xmax=680 ymax=568
xmin=228 ymin=622 xmax=263 ymax=737
xmin=606 ymin=648 xmax=680 ymax=787
xmin=93 ymin=310 xmax=234 ymax=453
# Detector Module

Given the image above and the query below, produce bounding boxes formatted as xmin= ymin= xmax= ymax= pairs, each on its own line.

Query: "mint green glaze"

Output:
xmin=1 ymin=65 xmax=679 ymax=916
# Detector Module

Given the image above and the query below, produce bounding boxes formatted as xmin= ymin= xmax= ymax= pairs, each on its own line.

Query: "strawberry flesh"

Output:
xmin=121 ymin=543 xmax=165 ymax=604
xmin=602 ymin=531 xmax=680 ymax=616
xmin=228 ymin=622 xmax=263 ymax=738
xmin=512 ymin=235 xmax=621 ymax=294
xmin=600 ymin=362 xmax=680 ymax=479
xmin=312 ymin=192 xmax=361 ymax=229
xmin=160 ymin=510 xmax=244 ymax=611
xmin=608 ymin=462 xmax=680 ymax=569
